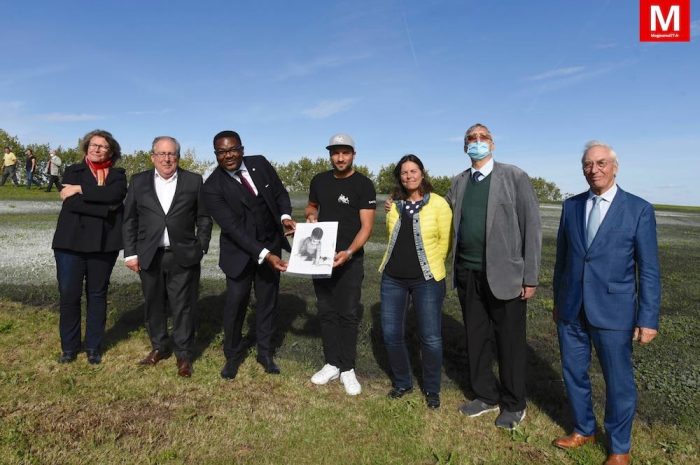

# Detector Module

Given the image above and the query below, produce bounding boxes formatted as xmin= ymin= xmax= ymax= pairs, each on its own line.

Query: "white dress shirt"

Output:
xmin=586 ymin=183 xmax=618 ymax=228
xmin=470 ymin=157 xmax=494 ymax=181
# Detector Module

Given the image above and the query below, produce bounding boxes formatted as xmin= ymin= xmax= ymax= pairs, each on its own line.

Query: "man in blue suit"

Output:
xmin=552 ymin=141 xmax=661 ymax=465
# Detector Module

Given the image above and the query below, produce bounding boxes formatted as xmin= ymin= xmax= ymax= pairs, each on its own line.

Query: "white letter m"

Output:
xmin=651 ymin=5 xmax=680 ymax=31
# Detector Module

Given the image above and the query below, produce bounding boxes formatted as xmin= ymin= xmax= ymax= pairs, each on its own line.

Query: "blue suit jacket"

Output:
xmin=553 ymin=187 xmax=661 ymax=330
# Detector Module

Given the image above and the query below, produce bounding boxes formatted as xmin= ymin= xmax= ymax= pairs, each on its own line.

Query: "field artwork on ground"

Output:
xmin=286 ymin=221 xmax=338 ymax=277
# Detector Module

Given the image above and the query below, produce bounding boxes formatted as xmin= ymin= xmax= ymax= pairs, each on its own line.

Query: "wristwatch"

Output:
xmin=345 ymin=249 xmax=353 ymax=260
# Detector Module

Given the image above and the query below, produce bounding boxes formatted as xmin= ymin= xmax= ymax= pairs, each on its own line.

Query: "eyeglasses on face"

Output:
xmin=88 ymin=143 xmax=110 ymax=151
xmin=582 ymin=160 xmax=612 ymax=172
xmin=214 ymin=146 xmax=244 ymax=157
xmin=152 ymin=152 xmax=178 ymax=159
xmin=465 ymin=133 xmax=492 ymax=143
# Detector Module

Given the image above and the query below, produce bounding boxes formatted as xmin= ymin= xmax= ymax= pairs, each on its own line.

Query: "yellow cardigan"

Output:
xmin=379 ymin=193 xmax=453 ymax=281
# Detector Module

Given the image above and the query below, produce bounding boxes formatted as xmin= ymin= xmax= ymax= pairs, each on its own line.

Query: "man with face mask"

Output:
xmin=447 ymin=123 xmax=541 ymax=429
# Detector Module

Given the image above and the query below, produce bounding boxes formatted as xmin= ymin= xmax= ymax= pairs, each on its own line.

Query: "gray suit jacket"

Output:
xmin=446 ymin=161 xmax=541 ymax=300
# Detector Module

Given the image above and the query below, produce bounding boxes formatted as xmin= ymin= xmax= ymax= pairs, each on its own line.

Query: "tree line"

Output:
xmin=1 ymin=128 xmax=562 ymax=202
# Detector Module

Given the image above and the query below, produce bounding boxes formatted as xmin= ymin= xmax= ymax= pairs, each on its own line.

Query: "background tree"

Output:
xmin=375 ymin=163 xmax=396 ymax=194
xmin=273 ymin=157 xmax=373 ymax=192
xmin=530 ymin=176 xmax=563 ymax=203
xmin=429 ymin=175 xmax=452 ymax=197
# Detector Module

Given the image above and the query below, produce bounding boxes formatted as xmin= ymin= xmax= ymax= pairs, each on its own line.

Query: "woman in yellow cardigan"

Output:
xmin=378 ymin=154 xmax=452 ymax=409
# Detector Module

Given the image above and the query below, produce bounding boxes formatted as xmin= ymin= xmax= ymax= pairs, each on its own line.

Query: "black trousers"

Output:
xmin=223 ymin=259 xmax=279 ymax=360
xmin=456 ymin=267 xmax=527 ymax=412
xmin=313 ymin=255 xmax=364 ymax=372
xmin=139 ymin=248 xmax=200 ymax=360
xmin=46 ymin=175 xmax=63 ymax=192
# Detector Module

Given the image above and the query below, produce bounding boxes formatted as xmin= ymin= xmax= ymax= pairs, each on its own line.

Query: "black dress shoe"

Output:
xmin=221 ymin=358 xmax=241 ymax=380
xmin=425 ymin=392 xmax=441 ymax=409
xmin=139 ymin=349 xmax=172 ymax=366
xmin=86 ymin=350 xmax=102 ymax=365
xmin=388 ymin=386 xmax=414 ymax=399
xmin=256 ymin=355 xmax=280 ymax=374
xmin=58 ymin=352 xmax=77 ymax=364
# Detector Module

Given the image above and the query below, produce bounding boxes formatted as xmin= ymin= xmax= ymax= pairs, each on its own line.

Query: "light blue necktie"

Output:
xmin=586 ymin=196 xmax=601 ymax=248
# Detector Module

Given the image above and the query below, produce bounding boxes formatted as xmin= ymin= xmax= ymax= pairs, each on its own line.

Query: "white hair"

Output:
xmin=581 ymin=140 xmax=618 ymax=166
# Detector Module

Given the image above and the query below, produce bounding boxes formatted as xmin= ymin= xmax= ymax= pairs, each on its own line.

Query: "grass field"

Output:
xmin=0 ymin=192 xmax=698 ymax=465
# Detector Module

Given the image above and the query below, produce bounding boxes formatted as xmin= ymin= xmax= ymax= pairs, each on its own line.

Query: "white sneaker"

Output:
xmin=311 ymin=364 xmax=340 ymax=385
xmin=340 ymin=369 xmax=362 ymax=396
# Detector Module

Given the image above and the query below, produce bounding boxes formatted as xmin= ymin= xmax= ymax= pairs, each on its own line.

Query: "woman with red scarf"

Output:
xmin=52 ymin=129 xmax=127 ymax=365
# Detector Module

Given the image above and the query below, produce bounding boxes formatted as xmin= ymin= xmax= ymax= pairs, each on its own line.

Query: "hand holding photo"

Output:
xmin=286 ymin=222 xmax=338 ymax=277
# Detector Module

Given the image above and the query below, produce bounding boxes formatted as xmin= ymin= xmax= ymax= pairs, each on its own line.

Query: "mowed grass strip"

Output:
xmin=1 ymin=202 xmax=699 ymax=465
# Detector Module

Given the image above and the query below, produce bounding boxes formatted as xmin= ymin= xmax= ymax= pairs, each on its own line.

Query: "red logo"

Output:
xmin=640 ymin=0 xmax=691 ymax=42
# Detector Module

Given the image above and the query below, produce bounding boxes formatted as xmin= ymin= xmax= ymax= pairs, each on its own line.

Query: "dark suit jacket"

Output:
xmin=122 ymin=168 xmax=212 ymax=270
xmin=203 ymin=155 xmax=292 ymax=279
xmin=553 ymin=187 xmax=661 ymax=330
xmin=446 ymin=161 xmax=542 ymax=299
xmin=52 ymin=161 xmax=127 ymax=253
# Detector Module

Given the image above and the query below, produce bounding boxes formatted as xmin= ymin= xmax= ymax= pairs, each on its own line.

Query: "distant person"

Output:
xmin=378 ymin=154 xmax=452 ymax=409
xmin=1 ymin=146 xmax=19 ymax=186
xmin=306 ymin=133 xmax=376 ymax=396
xmin=45 ymin=150 xmax=63 ymax=192
xmin=552 ymin=141 xmax=661 ymax=465
xmin=25 ymin=149 xmax=39 ymax=189
xmin=52 ymin=129 xmax=127 ymax=364
xmin=203 ymin=130 xmax=295 ymax=380
xmin=123 ymin=136 xmax=212 ymax=378
xmin=449 ymin=123 xmax=541 ymax=429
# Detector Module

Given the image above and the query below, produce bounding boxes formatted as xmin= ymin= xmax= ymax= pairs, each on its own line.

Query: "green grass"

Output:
xmin=0 ymin=203 xmax=698 ymax=465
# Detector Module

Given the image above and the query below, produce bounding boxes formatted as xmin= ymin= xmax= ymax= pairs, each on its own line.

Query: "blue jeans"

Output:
xmin=380 ymin=273 xmax=445 ymax=393
xmin=26 ymin=169 xmax=38 ymax=188
xmin=54 ymin=249 xmax=118 ymax=354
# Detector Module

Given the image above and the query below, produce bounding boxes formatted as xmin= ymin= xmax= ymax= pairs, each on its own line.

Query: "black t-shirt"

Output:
xmin=308 ymin=170 xmax=376 ymax=253
xmin=26 ymin=155 xmax=35 ymax=172
xmin=384 ymin=201 xmax=423 ymax=279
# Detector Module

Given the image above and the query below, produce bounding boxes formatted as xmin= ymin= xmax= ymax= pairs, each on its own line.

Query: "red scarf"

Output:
xmin=85 ymin=157 xmax=113 ymax=186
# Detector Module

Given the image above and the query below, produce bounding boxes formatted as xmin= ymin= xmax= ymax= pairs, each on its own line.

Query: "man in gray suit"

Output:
xmin=448 ymin=123 xmax=541 ymax=429
xmin=123 ymin=136 xmax=212 ymax=377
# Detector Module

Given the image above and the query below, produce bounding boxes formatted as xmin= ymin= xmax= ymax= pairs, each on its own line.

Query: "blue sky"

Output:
xmin=1 ymin=0 xmax=698 ymax=205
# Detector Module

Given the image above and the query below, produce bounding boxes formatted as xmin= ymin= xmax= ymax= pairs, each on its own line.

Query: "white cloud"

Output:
xmin=39 ymin=113 xmax=102 ymax=122
xmin=527 ymin=66 xmax=585 ymax=81
xmin=302 ymin=98 xmax=358 ymax=119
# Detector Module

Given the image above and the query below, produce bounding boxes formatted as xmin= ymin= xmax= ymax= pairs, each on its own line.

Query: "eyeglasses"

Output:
xmin=465 ymin=133 xmax=492 ymax=143
xmin=88 ymin=143 xmax=110 ymax=151
xmin=214 ymin=146 xmax=244 ymax=157
xmin=582 ymin=160 xmax=612 ymax=172
xmin=153 ymin=152 xmax=178 ymax=159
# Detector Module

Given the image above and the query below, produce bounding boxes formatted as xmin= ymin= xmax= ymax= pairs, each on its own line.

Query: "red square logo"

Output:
xmin=640 ymin=0 xmax=691 ymax=42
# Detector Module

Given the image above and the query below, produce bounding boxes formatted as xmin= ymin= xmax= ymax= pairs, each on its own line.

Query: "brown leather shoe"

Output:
xmin=553 ymin=432 xmax=595 ymax=449
xmin=604 ymin=453 xmax=631 ymax=465
xmin=138 ymin=349 xmax=172 ymax=366
xmin=177 ymin=358 xmax=192 ymax=378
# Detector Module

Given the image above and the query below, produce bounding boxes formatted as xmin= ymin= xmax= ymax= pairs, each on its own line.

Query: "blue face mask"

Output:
xmin=466 ymin=142 xmax=491 ymax=160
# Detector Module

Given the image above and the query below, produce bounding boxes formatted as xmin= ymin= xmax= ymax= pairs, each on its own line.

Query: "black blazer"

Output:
xmin=122 ymin=168 xmax=213 ymax=270
xmin=203 ymin=155 xmax=292 ymax=279
xmin=52 ymin=161 xmax=127 ymax=253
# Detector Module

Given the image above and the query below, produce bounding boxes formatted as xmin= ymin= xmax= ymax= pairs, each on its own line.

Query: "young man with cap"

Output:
xmin=305 ymin=133 xmax=376 ymax=395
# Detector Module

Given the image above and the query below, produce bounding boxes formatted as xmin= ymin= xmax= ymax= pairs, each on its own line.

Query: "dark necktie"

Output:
xmin=237 ymin=170 xmax=256 ymax=196
xmin=472 ymin=170 xmax=481 ymax=183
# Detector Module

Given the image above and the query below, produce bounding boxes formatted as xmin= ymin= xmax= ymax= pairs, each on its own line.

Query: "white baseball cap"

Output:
xmin=326 ymin=133 xmax=355 ymax=151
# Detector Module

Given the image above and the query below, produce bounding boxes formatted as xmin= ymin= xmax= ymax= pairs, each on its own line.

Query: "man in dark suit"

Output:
xmin=203 ymin=130 xmax=295 ymax=380
xmin=552 ymin=141 xmax=661 ymax=465
xmin=123 ymin=136 xmax=212 ymax=377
